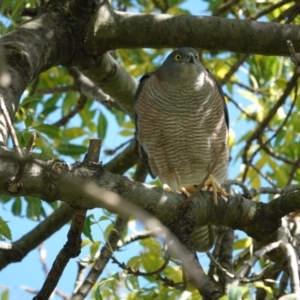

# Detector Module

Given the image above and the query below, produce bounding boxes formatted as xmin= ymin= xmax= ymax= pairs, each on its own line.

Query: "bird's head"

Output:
xmin=156 ymin=48 xmax=206 ymax=84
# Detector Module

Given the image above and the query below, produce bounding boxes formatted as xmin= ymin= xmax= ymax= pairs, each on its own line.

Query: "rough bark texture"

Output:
xmin=86 ymin=1 xmax=300 ymax=56
xmin=0 ymin=150 xmax=298 ymax=243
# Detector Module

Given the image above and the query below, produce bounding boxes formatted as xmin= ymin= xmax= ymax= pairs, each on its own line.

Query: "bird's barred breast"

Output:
xmin=135 ymin=77 xmax=229 ymax=190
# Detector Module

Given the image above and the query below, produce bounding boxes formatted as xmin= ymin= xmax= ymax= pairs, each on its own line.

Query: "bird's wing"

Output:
xmin=206 ymin=69 xmax=229 ymax=129
xmin=134 ymin=73 xmax=156 ymax=179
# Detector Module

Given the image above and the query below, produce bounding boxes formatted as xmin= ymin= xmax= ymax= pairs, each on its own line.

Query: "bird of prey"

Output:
xmin=134 ymin=48 xmax=229 ymax=252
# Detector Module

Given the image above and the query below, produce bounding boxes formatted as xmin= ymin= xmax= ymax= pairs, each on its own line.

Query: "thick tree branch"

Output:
xmin=79 ymin=53 xmax=137 ymax=119
xmin=0 ymin=203 xmax=76 ymax=270
xmin=86 ymin=1 xmax=300 ymax=56
xmin=0 ymin=139 xmax=138 ymax=270
xmin=0 ymin=150 xmax=300 ymax=244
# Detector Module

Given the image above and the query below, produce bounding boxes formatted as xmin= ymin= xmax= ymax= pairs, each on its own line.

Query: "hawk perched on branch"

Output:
xmin=134 ymin=48 xmax=229 ymax=251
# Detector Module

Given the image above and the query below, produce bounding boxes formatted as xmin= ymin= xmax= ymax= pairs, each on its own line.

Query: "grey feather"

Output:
xmin=134 ymin=48 xmax=229 ymax=252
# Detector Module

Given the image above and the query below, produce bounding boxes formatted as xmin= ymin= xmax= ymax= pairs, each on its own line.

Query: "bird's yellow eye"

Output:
xmin=195 ymin=54 xmax=199 ymax=60
xmin=174 ymin=54 xmax=182 ymax=61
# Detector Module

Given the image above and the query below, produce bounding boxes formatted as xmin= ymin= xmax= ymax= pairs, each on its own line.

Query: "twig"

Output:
xmin=213 ymin=0 xmax=240 ymax=16
xmin=208 ymin=229 xmax=226 ymax=277
xmin=111 ymin=253 xmax=170 ymax=276
xmin=287 ymin=156 xmax=300 ymax=185
xmin=0 ymin=96 xmax=22 ymax=155
xmin=8 ymin=132 xmax=36 ymax=193
xmin=52 ymin=94 xmax=87 ymax=127
xmin=225 ymin=180 xmax=300 ymax=198
xmin=104 ymin=138 xmax=133 ymax=156
xmin=179 ymin=142 xmax=226 ymax=210
xmin=241 ymin=67 xmax=300 ymax=181
xmin=27 ymin=132 xmax=37 ymax=153
xmin=239 ymin=263 xmax=278 ymax=284
xmin=33 ymin=208 xmax=87 ymax=300
xmin=67 ymin=67 xmax=122 ymax=112
xmin=71 ymin=158 xmax=148 ymax=300
xmin=220 ymin=54 xmax=249 ymax=86
xmin=224 ymin=179 xmax=251 ymax=198
xmin=225 ymin=93 xmax=259 ymax=122
xmin=280 ymin=243 xmax=300 ymax=296
xmin=274 ymin=4 xmax=299 ymax=24
xmin=207 ymin=252 xmax=234 ymax=279
xmin=235 ymin=241 xmax=283 ymax=281
xmin=0 ymin=96 xmax=37 ymax=193
xmin=244 ymin=80 xmax=298 ymax=180
xmin=230 ymin=80 xmax=262 ymax=94
xmin=250 ymin=163 xmax=277 ymax=188
xmin=287 ymin=40 xmax=300 ymax=67
xmin=250 ymin=0 xmax=293 ymax=20
xmin=34 ymin=140 xmax=102 ymax=300
xmin=117 ymin=231 xmax=151 ymax=247
xmin=258 ymin=142 xmax=296 ymax=165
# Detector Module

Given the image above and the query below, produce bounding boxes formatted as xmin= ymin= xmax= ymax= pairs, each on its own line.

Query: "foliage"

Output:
xmin=0 ymin=0 xmax=300 ymax=299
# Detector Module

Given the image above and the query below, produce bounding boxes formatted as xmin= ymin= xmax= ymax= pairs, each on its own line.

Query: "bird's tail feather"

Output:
xmin=191 ymin=225 xmax=214 ymax=252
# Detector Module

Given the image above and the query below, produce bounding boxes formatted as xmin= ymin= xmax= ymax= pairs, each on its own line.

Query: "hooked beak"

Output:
xmin=188 ymin=52 xmax=195 ymax=64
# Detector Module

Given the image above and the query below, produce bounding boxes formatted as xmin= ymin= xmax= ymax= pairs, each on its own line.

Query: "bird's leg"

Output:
xmin=204 ymin=175 xmax=228 ymax=205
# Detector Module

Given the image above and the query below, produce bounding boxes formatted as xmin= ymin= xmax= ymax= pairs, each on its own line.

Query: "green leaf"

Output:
xmin=113 ymin=109 xmax=126 ymax=125
xmin=33 ymin=124 xmax=62 ymax=139
xmin=98 ymin=113 xmax=107 ymax=140
xmin=83 ymin=215 xmax=94 ymax=242
xmin=1 ymin=289 xmax=9 ymax=300
xmin=64 ymin=127 xmax=86 ymax=140
xmin=119 ymin=129 xmax=134 ymax=137
xmin=81 ymin=239 xmax=91 ymax=248
xmin=98 ymin=215 xmax=113 ymax=222
xmin=25 ymin=115 xmax=33 ymax=128
xmin=12 ymin=197 xmax=22 ymax=216
xmin=94 ymin=286 xmax=103 ymax=300
xmin=233 ymin=238 xmax=252 ymax=250
xmin=25 ymin=197 xmax=42 ymax=221
xmin=55 ymin=143 xmax=87 ymax=156
xmin=0 ymin=217 xmax=12 ymax=240
xmin=21 ymin=95 xmax=40 ymax=106
xmin=121 ymin=121 xmax=135 ymax=129
xmin=90 ymin=241 xmax=101 ymax=258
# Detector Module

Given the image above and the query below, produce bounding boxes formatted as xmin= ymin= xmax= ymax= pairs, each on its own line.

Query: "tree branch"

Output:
xmin=0 ymin=139 xmax=138 ymax=270
xmin=0 ymin=150 xmax=300 ymax=244
xmin=86 ymin=1 xmax=300 ymax=56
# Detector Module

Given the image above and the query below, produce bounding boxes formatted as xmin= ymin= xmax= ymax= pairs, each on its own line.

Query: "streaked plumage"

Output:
xmin=134 ymin=48 xmax=229 ymax=252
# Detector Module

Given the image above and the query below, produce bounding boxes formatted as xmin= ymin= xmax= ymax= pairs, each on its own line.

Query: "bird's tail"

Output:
xmin=191 ymin=225 xmax=214 ymax=252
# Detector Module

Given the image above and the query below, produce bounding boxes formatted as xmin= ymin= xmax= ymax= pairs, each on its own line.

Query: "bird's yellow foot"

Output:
xmin=204 ymin=175 xmax=228 ymax=205
xmin=163 ymin=184 xmax=192 ymax=198
xmin=178 ymin=186 xmax=197 ymax=210
xmin=163 ymin=183 xmax=171 ymax=192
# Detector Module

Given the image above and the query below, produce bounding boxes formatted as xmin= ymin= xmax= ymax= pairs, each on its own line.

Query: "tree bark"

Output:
xmin=86 ymin=1 xmax=300 ymax=56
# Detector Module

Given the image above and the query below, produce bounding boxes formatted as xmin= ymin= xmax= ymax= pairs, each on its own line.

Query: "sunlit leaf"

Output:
xmin=90 ymin=241 xmax=101 ymax=258
xmin=83 ymin=215 xmax=94 ymax=242
xmin=0 ymin=217 xmax=11 ymax=240
xmin=33 ymin=124 xmax=62 ymax=139
xmin=98 ymin=113 xmax=108 ymax=140
xmin=233 ymin=237 xmax=252 ymax=250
